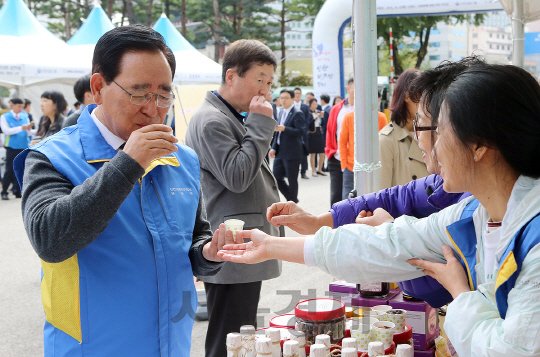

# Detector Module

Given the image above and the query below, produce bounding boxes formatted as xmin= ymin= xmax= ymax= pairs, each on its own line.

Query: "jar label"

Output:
xmin=360 ymin=283 xmax=383 ymax=292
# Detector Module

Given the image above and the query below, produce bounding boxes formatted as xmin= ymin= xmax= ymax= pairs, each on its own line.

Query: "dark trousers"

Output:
xmin=2 ymin=147 xmax=24 ymax=195
xmin=273 ymin=157 xmax=301 ymax=203
xmin=300 ymin=154 xmax=308 ymax=175
xmin=342 ymin=168 xmax=355 ymax=200
xmin=328 ymin=156 xmax=343 ymax=207
xmin=204 ymin=281 xmax=262 ymax=357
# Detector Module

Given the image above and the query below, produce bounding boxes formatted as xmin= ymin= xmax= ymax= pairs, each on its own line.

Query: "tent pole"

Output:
xmin=511 ymin=0 xmax=525 ymax=68
xmin=353 ymin=0 xmax=379 ymax=196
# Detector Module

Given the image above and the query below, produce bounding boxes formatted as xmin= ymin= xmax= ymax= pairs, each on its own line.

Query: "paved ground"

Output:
xmin=0 ymin=167 xmax=334 ymax=356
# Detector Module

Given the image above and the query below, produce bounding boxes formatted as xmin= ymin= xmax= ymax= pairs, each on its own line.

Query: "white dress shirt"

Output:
xmin=90 ymin=108 xmax=125 ymax=150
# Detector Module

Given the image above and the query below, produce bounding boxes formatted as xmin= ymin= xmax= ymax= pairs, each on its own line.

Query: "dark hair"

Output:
xmin=73 ymin=75 xmax=92 ymax=103
xmin=333 ymin=96 xmax=343 ymax=106
xmin=93 ymin=25 xmax=175 ymax=83
xmin=306 ymin=92 xmax=315 ymax=97
xmin=74 ymin=101 xmax=81 ymax=107
xmin=390 ymin=68 xmax=420 ymax=127
xmin=320 ymin=94 xmax=330 ymax=104
xmin=309 ymin=98 xmax=318 ymax=106
xmin=347 ymin=78 xmax=354 ymax=85
xmin=221 ymin=39 xmax=276 ymax=84
xmin=41 ymin=91 xmax=67 ymax=117
xmin=24 ymin=98 xmax=31 ymax=107
xmin=294 ymin=87 xmax=302 ymax=92
xmin=10 ymin=98 xmax=23 ymax=105
xmin=280 ymin=89 xmax=294 ymax=98
xmin=377 ymin=90 xmax=381 ymax=99
xmin=441 ymin=62 xmax=540 ymax=178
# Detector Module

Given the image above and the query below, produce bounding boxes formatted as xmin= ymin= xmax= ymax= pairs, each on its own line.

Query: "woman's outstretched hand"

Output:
xmin=408 ymin=245 xmax=471 ymax=299
xmin=217 ymin=229 xmax=271 ymax=264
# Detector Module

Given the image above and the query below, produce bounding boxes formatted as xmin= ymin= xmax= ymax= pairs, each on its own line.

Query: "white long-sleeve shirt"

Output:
xmin=305 ymin=175 xmax=540 ymax=356
xmin=0 ymin=110 xmax=31 ymax=136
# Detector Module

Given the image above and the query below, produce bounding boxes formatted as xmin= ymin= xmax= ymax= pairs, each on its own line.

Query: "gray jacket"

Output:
xmin=186 ymin=91 xmax=282 ymax=284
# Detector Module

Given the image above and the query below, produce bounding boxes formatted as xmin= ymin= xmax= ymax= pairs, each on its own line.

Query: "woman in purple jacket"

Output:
xmin=266 ymin=58 xmax=480 ymax=306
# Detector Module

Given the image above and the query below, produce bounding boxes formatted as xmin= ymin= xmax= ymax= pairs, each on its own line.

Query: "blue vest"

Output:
xmin=14 ymin=105 xmax=200 ymax=356
xmin=446 ymin=199 xmax=540 ymax=319
xmin=3 ymin=111 xmax=30 ymax=149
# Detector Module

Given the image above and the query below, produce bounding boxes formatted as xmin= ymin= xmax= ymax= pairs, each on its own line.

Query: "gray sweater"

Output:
xmin=21 ymin=150 xmax=222 ymax=277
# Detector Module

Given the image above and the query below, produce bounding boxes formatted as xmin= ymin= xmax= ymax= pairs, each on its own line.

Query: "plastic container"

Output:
xmin=270 ymin=314 xmax=296 ymax=329
xmin=294 ymin=298 xmax=346 ymax=346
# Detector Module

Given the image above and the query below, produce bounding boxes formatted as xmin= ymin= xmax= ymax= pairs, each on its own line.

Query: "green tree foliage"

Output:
xmin=32 ymin=0 xmax=93 ymax=40
xmin=377 ymin=14 xmax=485 ymax=74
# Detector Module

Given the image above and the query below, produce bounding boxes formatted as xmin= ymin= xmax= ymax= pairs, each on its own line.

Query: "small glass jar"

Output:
xmin=294 ymin=298 xmax=346 ymax=345
xmin=357 ymin=282 xmax=390 ymax=298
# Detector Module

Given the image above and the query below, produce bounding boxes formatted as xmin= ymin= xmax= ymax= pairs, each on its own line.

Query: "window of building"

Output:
xmin=453 ymin=29 xmax=465 ymax=37
xmin=473 ymin=33 xmax=478 ymax=38
xmin=490 ymin=33 xmax=492 ymax=38
xmin=497 ymin=34 xmax=500 ymax=39
xmin=473 ymin=44 xmax=478 ymax=50
xmin=305 ymin=22 xmax=309 ymax=28
xmin=431 ymin=29 xmax=440 ymax=35
xmin=286 ymin=34 xmax=290 ymax=39
xmin=430 ymin=42 xmax=441 ymax=48
xmin=429 ymin=55 xmax=440 ymax=61
xmin=452 ymin=42 xmax=465 ymax=49
xmin=292 ymin=34 xmax=296 ymax=39
xmin=497 ymin=45 xmax=500 ymax=49
xmin=490 ymin=44 xmax=492 ymax=49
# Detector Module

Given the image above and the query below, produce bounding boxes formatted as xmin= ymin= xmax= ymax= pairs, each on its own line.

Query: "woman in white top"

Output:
xmin=218 ymin=58 xmax=540 ymax=356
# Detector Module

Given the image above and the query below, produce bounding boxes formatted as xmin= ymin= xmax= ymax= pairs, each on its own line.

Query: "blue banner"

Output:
xmin=525 ymin=32 xmax=540 ymax=55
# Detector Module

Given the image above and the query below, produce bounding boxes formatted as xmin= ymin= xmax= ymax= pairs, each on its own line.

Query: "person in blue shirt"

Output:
xmin=1 ymin=98 xmax=32 ymax=200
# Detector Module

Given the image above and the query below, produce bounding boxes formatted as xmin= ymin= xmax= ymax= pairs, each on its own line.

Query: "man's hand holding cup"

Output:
xmin=123 ymin=124 xmax=178 ymax=170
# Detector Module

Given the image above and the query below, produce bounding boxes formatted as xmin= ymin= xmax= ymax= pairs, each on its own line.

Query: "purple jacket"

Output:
xmin=330 ymin=174 xmax=471 ymax=308
xmin=330 ymin=174 xmax=471 ymax=227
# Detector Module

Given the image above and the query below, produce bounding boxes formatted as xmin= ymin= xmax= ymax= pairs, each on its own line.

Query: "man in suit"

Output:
xmin=293 ymin=87 xmax=311 ymax=179
xmin=270 ymin=89 xmax=306 ymax=203
xmin=185 ymin=39 xmax=281 ymax=357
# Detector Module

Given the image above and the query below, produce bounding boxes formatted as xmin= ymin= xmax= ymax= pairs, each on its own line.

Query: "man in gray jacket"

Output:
xmin=186 ymin=39 xmax=281 ymax=357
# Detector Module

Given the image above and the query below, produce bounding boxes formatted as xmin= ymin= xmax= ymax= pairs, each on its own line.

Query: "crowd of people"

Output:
xmin=2 ymin=23 xmax=540 ymax=357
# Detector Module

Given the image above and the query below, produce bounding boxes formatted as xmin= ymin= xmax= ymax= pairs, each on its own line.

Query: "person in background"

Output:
xmin=305 ymin=92 xmax=322 ymax=110
xmin=379 ymin=68 xmax=429 ymax=189
xmin=14 ymin=25 xmax=226 ymax=357
xmin=23 ymin=99 xmax=33 ymax=126
xmin=338 ymin=110 xmax=355 ymax=199
xmin=266 ymin=90 xmax=278 ymax=121
xmin=270 ymin=89 xmax=305 ymax=203
xmin=273 ymin=96 xmax=281 ymax=107
xmin=1 ymin=98 xmax=32 ymax=200
xmin=325 ymin=78 xmax=354 ymax=206
xmin=73 ymin=101 xmax=81 ymax=111
xmin=63 ymin=104 xmax=74 ymax=117
xmin=185 ymin=39 xmax=282 ymax=357
xmin=308 ymin=98 xmax=326 ymax=177
xmin=63 ymin=75 xmax=97 ymax=128
xmin=319 ymin=94 xmax=331 ymax=172
xmin=377 ymin=90 xmax=388 ymax=131
xmin=293 ymin=87 xmax=311 ymax=180
xmin=35 ymin=91 xmax=67 ymax=142
xmin=332 ymin=95 xmax=343 ymax=106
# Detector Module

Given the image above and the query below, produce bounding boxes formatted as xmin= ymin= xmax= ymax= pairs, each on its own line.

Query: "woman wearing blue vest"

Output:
xmin=219 ymin=59 xmax=540 ymax=356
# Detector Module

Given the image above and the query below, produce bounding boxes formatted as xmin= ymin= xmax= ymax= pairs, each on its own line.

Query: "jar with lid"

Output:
xmin=356 ymin=282 xmax=390 ymax=298
xmin=294 ymin=298 xmax=346 ymax=346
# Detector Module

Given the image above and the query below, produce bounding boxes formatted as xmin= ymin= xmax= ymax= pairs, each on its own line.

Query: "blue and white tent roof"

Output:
xmin=67 ymin=4 xmax=115 ymax=46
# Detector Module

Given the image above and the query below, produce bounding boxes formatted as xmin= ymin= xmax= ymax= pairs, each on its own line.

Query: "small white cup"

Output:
xmin=224 ymin=219 xmax=245 ymax=238
xmin=385 ymin=309 xmax=407 ymax=333
xmin=350 ymin=324 xmax=373 ymax=352
xmin=372 ymin=321 xmax=395 ymax=349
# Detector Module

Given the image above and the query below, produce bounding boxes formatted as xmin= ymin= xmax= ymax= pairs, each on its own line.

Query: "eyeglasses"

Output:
xmin=413 ymin=112 xmax=437 ymax=140
xmin=112 ymin=80 xmax=175 ymax=108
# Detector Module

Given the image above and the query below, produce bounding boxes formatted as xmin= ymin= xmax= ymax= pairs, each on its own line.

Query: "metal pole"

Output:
xmin=390 ymin=27 xmax=394 ymax=101
xmin=353 ymin=0 xmax=379 ymax=195
xmin=511 ymin=0 xmax=525 ymax=67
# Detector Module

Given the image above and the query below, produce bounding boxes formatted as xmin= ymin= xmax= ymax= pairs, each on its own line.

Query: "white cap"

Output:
xmin=314 ymin=334 xmax=330 ymax=348
xmin=396 ymin=344 xmax=414 ymax=357
xmin=265 ymin=328 xmax=281 ymax=342
xmin=341 ymin=347 xmax=358 ymax=357
xmin=255 ymin=337 xmax=272 ymax=354
xmin=341 ymin=337 xmax=357 ymax=349
xmin=368 ymin=341 xmax=385 ymax=356
xmin=309 ymin=344 xmax=327 ymax=357
xmin=283 ymin=340 xmax=300 ymax=356
xmin=289 ymin=330 xmax=306 ymax=346
xmin=226 ymin=333 xmax=242 ymax=348
xmin=240 ymin=325 xmax=256 ymax=335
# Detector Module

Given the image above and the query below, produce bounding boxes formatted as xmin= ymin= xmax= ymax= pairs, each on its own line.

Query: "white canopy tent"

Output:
xmin=0 ymin=0 xmax=90 ymax=118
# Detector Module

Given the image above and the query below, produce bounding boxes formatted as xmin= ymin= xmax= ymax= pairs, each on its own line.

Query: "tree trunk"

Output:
xmin=121 ymin=0 xmax=127 ymax=26
xmin=232 ymin=4 xmax=237 ymax=35
xmin=392 ymin=40 xmax=404 ymax=75
xmin=27 ymin=0 xmax=31 ymax=11
xmin=165 ymin=0 xmax=170 ymax=18
xmin=237 ymin=0 xmax=242 ymax=36
xmin=213 ymin=0 xmax=220 ymax=62
xmin=181 ymin=0 xmax=186 ymax=36
xmin=146 ymin=0 xmax=154 ymax=26
xmin=280 ymin=0 xmax=286 ymax=78
xmin=125 ymin=0 xmax=135 ymax=25
xmin=415 ymin=27 xmax=432 ymax=69
xmin=64 ymin=2 xmax=71 ymax=40
xmin=107 ymin=0 xmax=113 ymax=20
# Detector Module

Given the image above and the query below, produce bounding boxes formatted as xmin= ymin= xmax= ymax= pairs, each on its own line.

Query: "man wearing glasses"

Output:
xmin=13 ymin=25 xmax=227 ymax=357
